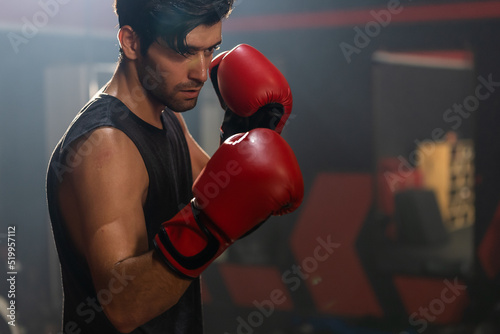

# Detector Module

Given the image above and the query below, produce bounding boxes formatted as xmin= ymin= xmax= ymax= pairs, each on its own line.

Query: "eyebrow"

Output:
xmin=187 ymin=40 xmax=222 ymax=52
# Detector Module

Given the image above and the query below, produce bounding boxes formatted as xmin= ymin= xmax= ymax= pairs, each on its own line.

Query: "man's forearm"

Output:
xmin=96 ymin=250 xmax=192 ymax=333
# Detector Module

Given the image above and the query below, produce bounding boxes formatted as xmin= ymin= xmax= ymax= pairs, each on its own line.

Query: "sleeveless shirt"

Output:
xmin=46 ymin=94 xmax=203 ymax=333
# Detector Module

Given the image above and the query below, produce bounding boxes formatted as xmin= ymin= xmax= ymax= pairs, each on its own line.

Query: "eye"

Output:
xmin=205 ymin=45 xmax=221 ymax=57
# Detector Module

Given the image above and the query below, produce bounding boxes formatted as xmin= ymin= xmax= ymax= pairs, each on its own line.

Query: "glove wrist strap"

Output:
xmin=154 ymin=199 xmax=220 ymax=278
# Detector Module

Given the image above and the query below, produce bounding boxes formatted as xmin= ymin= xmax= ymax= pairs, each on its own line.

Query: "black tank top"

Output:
xmin=46 ymin=94 xmax=203 ymax=333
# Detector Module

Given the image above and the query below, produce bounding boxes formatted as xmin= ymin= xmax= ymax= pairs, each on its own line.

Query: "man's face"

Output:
xmin=137 ymin=22 xmax=222 ymax=112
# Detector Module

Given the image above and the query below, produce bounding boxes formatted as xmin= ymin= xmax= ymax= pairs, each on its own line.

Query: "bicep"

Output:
xmin=59 ymin=128 xmax=149 ymax=287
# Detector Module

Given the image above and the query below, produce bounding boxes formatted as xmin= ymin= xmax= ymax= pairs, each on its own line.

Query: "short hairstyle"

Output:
xmin=114 ymin=0 xmax=234 ymax=57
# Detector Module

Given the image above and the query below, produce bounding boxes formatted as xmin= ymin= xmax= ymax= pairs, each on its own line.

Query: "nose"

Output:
xmin=188 ymin=52 xmax=208 ymax=84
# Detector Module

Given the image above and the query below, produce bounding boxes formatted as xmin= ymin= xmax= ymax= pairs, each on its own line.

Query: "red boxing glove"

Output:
xmin=210 ymin=44 xmax=293 ymax=143
xmin=154 ymin=129 xmax=304 ymax=279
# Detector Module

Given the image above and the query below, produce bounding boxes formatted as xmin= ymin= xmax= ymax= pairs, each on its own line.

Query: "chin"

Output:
xmin=167 ymin=99 xmax=198 ymax=113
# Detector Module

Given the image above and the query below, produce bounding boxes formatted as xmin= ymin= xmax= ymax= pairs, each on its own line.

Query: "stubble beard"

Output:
xmin=137 ymin=57 xmax=202 ymax=113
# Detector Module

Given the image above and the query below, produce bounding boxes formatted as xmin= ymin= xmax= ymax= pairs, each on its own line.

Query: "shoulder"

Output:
xmin=63 ymin=127 xmax=148 ymax=188
xmin=73 ymin=126 xmax=142 ymax=164
xmin=59 ymin=95 xmax=128 ymax=152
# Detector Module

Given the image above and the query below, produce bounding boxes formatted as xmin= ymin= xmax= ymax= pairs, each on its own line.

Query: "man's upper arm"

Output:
xmin=58 ymin=127 xmax=150 ymax=288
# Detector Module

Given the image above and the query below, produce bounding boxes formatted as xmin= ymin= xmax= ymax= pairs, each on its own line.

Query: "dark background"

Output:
xmin=1 ymin=0 xmax=500 ymax=333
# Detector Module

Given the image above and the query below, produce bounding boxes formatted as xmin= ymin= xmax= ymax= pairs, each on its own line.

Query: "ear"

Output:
xmin=118 ymin=25 xmax=140 ymax=60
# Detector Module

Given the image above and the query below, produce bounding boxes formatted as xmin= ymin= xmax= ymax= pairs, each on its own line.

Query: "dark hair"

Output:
xmin=114 ymin=0 xmax=233 ymax=57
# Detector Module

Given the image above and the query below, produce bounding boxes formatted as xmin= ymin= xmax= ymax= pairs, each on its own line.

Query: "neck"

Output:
xmin=103 ymin=61 xmax=164 ymax=129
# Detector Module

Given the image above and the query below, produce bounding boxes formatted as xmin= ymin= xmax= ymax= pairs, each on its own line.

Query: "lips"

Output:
xmin=180 ymin=89 xmax=201 ymax=99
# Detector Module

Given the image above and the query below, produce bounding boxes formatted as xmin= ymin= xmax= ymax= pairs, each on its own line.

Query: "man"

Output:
xmin=46 ymin=0 xmax=301 ymax=333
